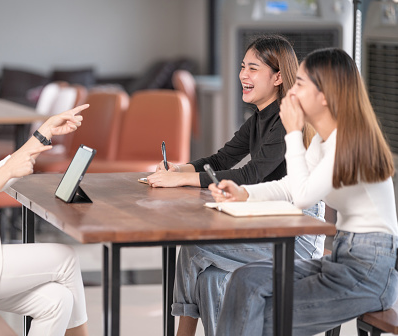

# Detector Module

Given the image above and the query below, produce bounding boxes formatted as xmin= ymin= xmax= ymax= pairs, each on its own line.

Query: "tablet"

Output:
xmin=55 ymin=145 xmax=96 ymax=203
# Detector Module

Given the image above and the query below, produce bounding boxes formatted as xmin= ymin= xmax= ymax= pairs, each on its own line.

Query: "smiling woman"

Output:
xmin=143 ymin=34 xmax=328 ymax=336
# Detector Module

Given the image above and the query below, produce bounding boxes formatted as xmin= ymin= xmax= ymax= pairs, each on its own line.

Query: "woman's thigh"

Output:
xmin=0 ymin=243 xmax=77 ymax=299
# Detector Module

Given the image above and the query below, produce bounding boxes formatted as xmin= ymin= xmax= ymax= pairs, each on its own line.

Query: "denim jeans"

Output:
xmin=215 ymin=231 xmax=398 ymax=336
xmin=172 ymin=202 xmax=326 ymax=336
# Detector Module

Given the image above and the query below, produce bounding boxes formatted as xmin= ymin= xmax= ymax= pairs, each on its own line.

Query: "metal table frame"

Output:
xmin=22 ymin=206 xmax=295 ymax=336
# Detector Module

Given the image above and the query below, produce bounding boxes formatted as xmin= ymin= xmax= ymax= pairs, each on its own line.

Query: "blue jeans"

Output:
xmin=215 ymin=231 xmax=398 ymax=336
xmin=172 ymin=202 xmax=325 ymax=336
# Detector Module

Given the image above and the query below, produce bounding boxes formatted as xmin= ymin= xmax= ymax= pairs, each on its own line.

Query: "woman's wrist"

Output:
xmin=37 ymin=116 xmax=56 ymax=140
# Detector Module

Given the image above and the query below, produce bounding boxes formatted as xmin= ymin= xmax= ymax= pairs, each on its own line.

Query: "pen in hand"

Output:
xmin=161 ymin=141 xmax=169 ymax=170
xmin=204 ymin=164 xmax=227 ymax=197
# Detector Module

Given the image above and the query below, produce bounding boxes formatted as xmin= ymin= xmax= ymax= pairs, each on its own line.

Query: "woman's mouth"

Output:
xmin=242 ymin=83 xmax=254 ymax=94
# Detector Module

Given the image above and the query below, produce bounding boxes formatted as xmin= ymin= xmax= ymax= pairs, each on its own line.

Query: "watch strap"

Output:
xmin=33 ymin=130 xmax=52 ymax=146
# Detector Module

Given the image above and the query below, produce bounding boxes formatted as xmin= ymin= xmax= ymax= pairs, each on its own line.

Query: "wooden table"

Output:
xmin=0 ymin=99 xmax=47 ymax=150
xmin=6 ymin=172 xmax=336 ymax=336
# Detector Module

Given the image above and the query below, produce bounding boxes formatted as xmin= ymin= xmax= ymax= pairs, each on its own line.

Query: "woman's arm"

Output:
xmin=0 ymin=104 xmax=88 ymax=191
xmin=148 ymin=114 xmax=254 ymax=188
xmin=284 ymin=131 xmax=335 ymax=209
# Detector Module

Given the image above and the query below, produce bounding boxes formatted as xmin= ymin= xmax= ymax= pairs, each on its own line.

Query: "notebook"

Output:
xmin=204 ymin=201 xmax=303 ymax=217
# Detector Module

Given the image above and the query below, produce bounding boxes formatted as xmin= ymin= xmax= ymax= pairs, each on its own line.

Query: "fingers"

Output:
xmin=69 ymin=104 xmax=89 ymax=116
xmin=29 ymin=145 xmax=53 ymax=156
xmin=156 ymin=161 xmax=167 ymax=172
xmin=280 ymin=92 xmax=304 ymax=133
xmin=58 ymin=104 xmax=88 ymax=124
xmin=168 ymin=164 xmax=178 ymax=172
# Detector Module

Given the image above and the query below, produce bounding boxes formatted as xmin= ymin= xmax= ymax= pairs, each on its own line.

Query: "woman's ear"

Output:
xmin=274 ymin=71 xmax=283 ymax=86
xmin=320 ymin=92 xmax=328 ymax=106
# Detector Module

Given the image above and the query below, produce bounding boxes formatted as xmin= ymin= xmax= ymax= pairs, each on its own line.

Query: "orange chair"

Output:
xmin=88 ymin=89 xmax=191 ymax=173
xmin=172 ymin=70 xmax=199 ymax=138
xmin=34 ymin=90 xmax=129 ymax=173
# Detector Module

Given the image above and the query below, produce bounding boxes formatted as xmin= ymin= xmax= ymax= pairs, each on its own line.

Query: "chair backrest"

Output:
xmin=71 ymin=84 xmax=88 ymax=106
xmin=116 ymin=89 xmax=191 ymax=163
xmin=68 ymin=90 xmax=129 ymax=160
xmin=172 ymin=70 xmax=199 ymax=138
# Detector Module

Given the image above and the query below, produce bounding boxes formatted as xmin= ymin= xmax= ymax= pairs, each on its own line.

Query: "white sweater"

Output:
xmin=244 ymin=130 xmax=398 ymax=236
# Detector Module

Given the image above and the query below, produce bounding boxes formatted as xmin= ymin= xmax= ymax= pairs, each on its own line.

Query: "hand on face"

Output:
xmin=279 ymin=90 xmax=305 ymax=134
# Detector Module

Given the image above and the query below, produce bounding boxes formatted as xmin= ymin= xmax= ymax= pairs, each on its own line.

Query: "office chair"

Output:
xmin=88 ymin=89 xmax=191 ymax=173
xmin=34 ymin=89 xmax=129 ymax=173
xmin=172 ymin=70 xmax=199 ymax=138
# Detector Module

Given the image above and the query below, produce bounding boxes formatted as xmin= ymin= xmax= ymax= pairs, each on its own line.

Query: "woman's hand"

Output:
xmin=147 ymin=170 xmax=191 ymax=187
xmin=279 ymin=91 xmax=305 ymax=134
xmin=37 ymin=104 xmax=89 ymax=139
xmin=208 ymin=180 xmax=249 ymax=203
xmin=155 ymin=161 xmax=180 ymax=172
xmin=5 ymin=145 xmax=53 ymax=178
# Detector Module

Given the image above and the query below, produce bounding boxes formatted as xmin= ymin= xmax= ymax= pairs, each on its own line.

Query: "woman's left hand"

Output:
xmin=280 ymin=91 xmax=305 ymax=133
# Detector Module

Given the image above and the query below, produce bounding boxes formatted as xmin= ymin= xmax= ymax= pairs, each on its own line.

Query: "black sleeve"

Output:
xmin=194 ymin=118 xmax=287 ymax=188
xmin=190 ymin=116 xmax=252 ymax=181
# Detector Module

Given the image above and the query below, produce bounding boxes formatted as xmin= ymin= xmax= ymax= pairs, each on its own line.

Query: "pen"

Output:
xmin=161 ymin=141 xmax=169 ymax=170
xmin=203 ymin=164 xmax=227 ymax=197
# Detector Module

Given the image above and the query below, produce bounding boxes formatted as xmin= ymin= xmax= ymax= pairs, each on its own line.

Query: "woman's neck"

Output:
xmin=309 ymin=111 xmax=337 ymax=141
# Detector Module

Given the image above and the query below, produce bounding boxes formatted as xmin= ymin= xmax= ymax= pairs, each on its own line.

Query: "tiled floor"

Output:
xmin=0 ymin=220 xmax=395 ymax=336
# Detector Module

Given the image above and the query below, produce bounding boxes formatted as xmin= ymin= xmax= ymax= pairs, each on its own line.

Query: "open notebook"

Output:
xmin=204 ymin=201 xmax=303 ymax=217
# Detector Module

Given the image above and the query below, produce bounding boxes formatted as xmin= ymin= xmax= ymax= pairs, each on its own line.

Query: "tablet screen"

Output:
xmin=55 ymin=145 xmax=96 ymax=202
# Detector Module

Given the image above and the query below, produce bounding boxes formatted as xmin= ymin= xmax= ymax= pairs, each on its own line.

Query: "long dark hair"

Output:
xmin=303 ymin=48 xmax=394 ymax=187
xmin=246 ymin=35 xmax=315 ymax=147
xmin=246 ymin=34 xmax=298 ymax=104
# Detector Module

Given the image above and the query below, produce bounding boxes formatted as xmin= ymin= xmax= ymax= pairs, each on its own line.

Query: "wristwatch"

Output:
xmin=33 ymin=130 xmax=52 ymax=146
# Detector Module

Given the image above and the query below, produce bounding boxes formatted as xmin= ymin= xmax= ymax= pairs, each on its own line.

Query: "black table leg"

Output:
xmin=273 ymin=237 xmax=295 ymax=336
xmin=103 ymin=243 xmax=121 ymax=336
xmin=15 ymin=124 xmax=31 ymax=151
xmin=103 ymin=245 xmax=109 ymax=336
xmin=163 ymin=246 xmax=176 ymax=336
xmin=22 ymin=206 xmax=34 ymax=336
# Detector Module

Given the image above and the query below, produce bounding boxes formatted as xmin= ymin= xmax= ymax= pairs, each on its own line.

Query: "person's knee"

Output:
xmin=196 ymin=266 xmax=230 ymax=308
xmin=197 ymin=266 xmax=229 ymax=289
xmin=32 ymin=284 xmax=74 ymax=321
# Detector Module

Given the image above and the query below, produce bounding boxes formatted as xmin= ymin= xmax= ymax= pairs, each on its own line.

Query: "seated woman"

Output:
xmin=149 ymin=35 xmax=325 ymax=336
xmin=210 ymin=48 xmax=398 ymax=336
xmin=0 ymin=104 xmax=90 ymax=336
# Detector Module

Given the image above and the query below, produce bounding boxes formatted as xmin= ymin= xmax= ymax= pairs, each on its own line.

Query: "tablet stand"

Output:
xmin=71 ymin=186 xmax=92 ymax=203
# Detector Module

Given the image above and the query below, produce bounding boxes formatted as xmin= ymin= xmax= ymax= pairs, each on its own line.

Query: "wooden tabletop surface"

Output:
xmin=0 ymin=99 xmax=47 ymax=124
xmin=6 ymin=172 xmax=336 ymax=244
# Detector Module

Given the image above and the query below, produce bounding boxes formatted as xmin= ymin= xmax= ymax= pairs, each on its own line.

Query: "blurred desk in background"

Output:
xmin=0 ymin=99 xmax=46 ymax=150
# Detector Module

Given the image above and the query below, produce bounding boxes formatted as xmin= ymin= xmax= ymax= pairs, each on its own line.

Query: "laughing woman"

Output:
xmin=210 ymin=48 xmax=398 ymax=336
xmin=148 ymin=35 xmax=326 ymax=336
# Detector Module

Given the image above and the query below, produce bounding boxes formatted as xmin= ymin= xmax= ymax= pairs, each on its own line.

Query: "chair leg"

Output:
xmin=325 ymin=325 xmax=341 ymax=336
xmin=357 ymin=319 xmax=382 ymax=336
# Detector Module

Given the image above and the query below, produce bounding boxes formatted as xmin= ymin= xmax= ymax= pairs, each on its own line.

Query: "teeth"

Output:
xmin=243 ymin=84 xmax=253 ymax=89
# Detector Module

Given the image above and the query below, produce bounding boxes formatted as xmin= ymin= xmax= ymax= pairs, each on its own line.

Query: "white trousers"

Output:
xmin=0 ymin=243 xmax=88 ymax=336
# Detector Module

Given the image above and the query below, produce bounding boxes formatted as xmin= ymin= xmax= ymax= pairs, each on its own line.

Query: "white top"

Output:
xmin=244 ymin=130 xmax=398 ymax=236
xmin=0 ymin=155 xmax=19 ymax=192
xmin=0 ymin=155 xmax=20 ymax=278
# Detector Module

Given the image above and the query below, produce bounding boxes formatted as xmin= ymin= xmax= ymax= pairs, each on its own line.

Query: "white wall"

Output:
xmin=0 ymin=0 xmax=208 ymax=77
